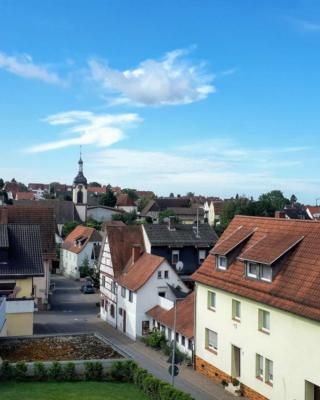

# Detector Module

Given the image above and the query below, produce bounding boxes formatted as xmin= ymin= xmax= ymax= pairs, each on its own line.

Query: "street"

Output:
xmin=35 ymin=275 xmax=235 ymax=400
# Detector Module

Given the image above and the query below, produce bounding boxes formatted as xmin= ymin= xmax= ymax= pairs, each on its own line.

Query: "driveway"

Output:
xmin=35 ymin=275 xmax=236 ymax=400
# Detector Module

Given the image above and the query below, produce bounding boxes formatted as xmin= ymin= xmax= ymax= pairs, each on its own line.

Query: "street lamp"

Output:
xmin=170 ymin=260 xmax=184 ymax=386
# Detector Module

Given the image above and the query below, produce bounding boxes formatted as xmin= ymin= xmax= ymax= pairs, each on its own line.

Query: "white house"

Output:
xmin=87 ymin=205 xmax=124 ymax=223
xmin=60 ymin=225 xmax=102 ymax=279
xmin=116 ymin=194 xmax=137 ymax=213
xmin=116 ymin=252 xmax=188 ymax=340
xmin=147 ymin=292 xmax=194 ymax=357
xmin=192 ymin=215 xmax=320 ymax=400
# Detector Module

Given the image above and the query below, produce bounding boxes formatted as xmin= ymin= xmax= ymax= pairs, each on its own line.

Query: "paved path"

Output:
xmin=34 ymin=275 xmax=236 ymax=400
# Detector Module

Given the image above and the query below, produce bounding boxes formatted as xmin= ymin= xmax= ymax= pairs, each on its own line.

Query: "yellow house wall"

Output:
xmin=195 ymin=283 xmax=320 ymax=400
xmin=15 ymin=278 xmax=33 ymax=297
xmin=6 ymin=312 xmax=33 ymax=336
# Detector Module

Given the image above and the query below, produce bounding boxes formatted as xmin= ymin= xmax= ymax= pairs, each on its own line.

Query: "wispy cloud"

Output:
xmin=88 ymin=48 xmax=215 ymax=106
xmin=25 ymin=110 xmax=141 ymax=153
xmin=287 ymin=17 xmax=320 ymax=33
xmin=0 ymin=51 xmax=66 ymax=86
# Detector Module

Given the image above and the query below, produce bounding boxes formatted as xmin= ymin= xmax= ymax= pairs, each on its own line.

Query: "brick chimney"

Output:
xmin=0 ymin=206 xmax=8 ymax=224
xmin=132 ymin=244 xmax=141 ymax=264
xmin=275 ymin=211 xmax=285 ymax=219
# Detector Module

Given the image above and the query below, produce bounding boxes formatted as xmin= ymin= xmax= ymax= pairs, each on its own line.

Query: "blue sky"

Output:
xmin=1 ymin=0 xmax=320 ymax=202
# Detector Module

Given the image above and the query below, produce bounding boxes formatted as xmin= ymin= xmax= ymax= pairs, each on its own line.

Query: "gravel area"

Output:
xmin=0 ymin=334 xmax=123 ymax=362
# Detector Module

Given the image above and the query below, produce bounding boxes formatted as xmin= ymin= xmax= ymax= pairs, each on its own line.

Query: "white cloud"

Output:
xmin=0 ymin=51 xmax=66 ymax=85
xmin=25 ymin=110 xmax=141 ymax=153
xmin=88 ymin=48 xmax=215 ymax=106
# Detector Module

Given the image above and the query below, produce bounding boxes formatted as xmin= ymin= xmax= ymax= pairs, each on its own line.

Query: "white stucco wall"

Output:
xmin=195 ymin=283 xmax=320 ymax=400
xmin=61 ymin=242 xmax=98 ymax=279
xmin=33 ymin=260 xmax=51 ymax=303
xmin=87 ymin=207 xmax=119 ymax=222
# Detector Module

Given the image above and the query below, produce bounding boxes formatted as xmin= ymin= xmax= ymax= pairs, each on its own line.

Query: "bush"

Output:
xmin=63 ymin=362 xmax=76 ymax=381
xmin=221 ymin=379 xmax=229 ymax=387
xmin=232 ymin=377 xmax=240 ymax=386
xmin=146 ymin=330 xmax=166 ymax=349
xmin=14 ymin=362 xmax=28 ymax=381
xmin=110 ymin=360 xmax=137 ymax=382
xmin=33 ymin=362 xmax=47 ymax=380
xmin=0 ymin=361 xmax=14 ymax=380
xmin=48 ymin=361 xmax=63 ymax=380
xmin=84 ymin=361 xmax=103 ymax=381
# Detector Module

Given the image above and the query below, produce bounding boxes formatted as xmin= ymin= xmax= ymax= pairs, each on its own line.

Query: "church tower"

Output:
xmin=73 ymin=149 xmax=88 ymax=222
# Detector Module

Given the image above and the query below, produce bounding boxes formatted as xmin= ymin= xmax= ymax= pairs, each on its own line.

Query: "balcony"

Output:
xmin=5 ymin=298 xmax=34 ymax=314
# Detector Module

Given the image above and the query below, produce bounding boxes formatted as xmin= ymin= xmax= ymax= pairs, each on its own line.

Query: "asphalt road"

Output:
xmin=34 ymin=275 xmax=236 ymax=400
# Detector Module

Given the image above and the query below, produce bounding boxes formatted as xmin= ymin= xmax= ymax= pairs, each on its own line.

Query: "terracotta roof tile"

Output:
xmin=211 ymin=225 xmax=255 ymax=255
xmin=147 ymin=292 xmax=195 ymax=338
xmin=193 ymin=215 xmax=320 ymax=322
xmin=62 ymin=225 xmax=102 ymax=254
xmin=116 ymin=194 xmax=135 ymax=207
xmin=15 ymin=192 xmax=35 ymax=200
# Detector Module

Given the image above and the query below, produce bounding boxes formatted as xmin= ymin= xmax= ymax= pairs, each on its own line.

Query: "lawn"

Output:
xmin=0 ymin=382 xmax=149 ymax=400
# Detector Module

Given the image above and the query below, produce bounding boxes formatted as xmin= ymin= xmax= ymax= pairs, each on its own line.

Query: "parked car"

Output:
xmin=80 ymin=284 xmax=95 ymax=294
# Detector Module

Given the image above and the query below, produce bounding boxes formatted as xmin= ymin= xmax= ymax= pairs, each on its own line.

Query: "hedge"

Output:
xmin=0 ymin=359 xmax=194 ymax=400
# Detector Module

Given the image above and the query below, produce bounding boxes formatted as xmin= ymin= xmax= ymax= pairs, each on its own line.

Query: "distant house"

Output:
xmin=15 ymin=192 xmax=35 ymax=201
xmin=116 ymin=252 xmax=188 ymax=340
xmin=305 ymin=206 xmax=320 ymax=220
xmin=0 ymin=223 xmax=44 ymax=336
xmin=3 ymin=182 xmax=20 ymax=201
xmin=99 ymin=224 xmax=145 ymax=329
xmin=28 ymin=183 xmax=49 ymax=200
xmin=116 ymin=194 xmax=137 ymax=213
xmin=275 ymin=208 xmax=310 ymax=220
xmin=136 ymin=190 xmax=155 ymax=198
xmin=141 ymin=197 xmax=190 ymax=223
xmin=203 ymin=200 xmax=224 ymax=226
xmin=87 ymin=186 xmax=108 ymax=195
xmin=147 ymin=292 xmax=195 ymax=357
xmin=87 ymin=205 xmax=124 ymax=223
xmin=60 ymin=225 xmax=102 ymax=279
xmin=4 ymin=205 xmax=56 ymax=310
xmin=167 ymin=207 xmax=206 ymax=224
xmin=142 ymin=222 xmax=218 ymax=286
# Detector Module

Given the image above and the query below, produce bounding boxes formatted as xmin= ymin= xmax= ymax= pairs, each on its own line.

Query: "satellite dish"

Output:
xmin=176 ymin=261 xmax=184 ymax=272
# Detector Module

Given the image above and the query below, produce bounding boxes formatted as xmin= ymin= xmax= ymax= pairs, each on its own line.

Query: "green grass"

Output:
xmin=0 ymin=382 xmax=149 ymax=400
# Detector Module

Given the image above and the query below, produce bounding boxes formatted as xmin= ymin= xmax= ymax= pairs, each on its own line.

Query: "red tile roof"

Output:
xmin=88 ymin=186 xmax=107 ymax=194
xmin=117 ymin=253 xmax=165 ymax=291
xmin=62 ymin=225 xmax=102 ymax=254
xmin=116 ymin=194 xmax=136 ymax=207
xmin=212 ymin=225 xmax=255 ymax=255
xmin=193 ymin=215 xmax=320 ymax=322
xmin=15 ymin=192 xmax=35 ymax=200
xmin=147 ymin=292 xmax=195 ymax=339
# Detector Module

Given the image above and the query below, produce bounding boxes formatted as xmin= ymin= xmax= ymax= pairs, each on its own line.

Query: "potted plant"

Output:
xmin=225 ymin=378 xmax=241 ymax=397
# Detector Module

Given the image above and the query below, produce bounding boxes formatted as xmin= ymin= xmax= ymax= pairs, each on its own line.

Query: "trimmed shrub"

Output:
xmin=110 ymin=360 xmax=137 ymax=382
xmin=146 ymin=330 xmax=166 ymax=349
xmin=62 ymin=362 xmax=76 ymax=381
xmin=84 ymin=361 xmax=103 ymax=381
xmin=14 ymin=362 xmax=28 ymax=381
xmin=0 ymin=361 xmax=14 ymax=380
xmin=232 ymin=377 xmax=240 ymax=386
xmin=48 ymin=361 xmax=63 ymax=380
xmin=33 ymin=362 xmax=47 ymax=380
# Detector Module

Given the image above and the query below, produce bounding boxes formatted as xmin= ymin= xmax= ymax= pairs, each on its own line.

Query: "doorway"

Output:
xmin=122 ymin=310 xmax=126 ymax=333
xmin=231 ymin=345 xmax=241 ymax=378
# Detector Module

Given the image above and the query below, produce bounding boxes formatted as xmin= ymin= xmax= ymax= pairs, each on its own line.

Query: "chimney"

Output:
xmin=167 ymin=216 xmax=176 ymax=231
xmin=132 ymin=244 xmax=141 ymax=264
xmin=275 ymin=211 xmax=285 ymax=219
xmin=0 ymin=206 xmax=8 ymax=224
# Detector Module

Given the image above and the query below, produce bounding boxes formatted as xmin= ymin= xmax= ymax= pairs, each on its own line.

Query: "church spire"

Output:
xmin=78 ymin=145 xmax=83 ymax=173
xmin=73 ymin=146 xmax=87 ymax=186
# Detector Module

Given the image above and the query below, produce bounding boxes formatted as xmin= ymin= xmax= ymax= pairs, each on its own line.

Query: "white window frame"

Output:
xmin=265 ymin=359 xmax=273 ymax=385
xmin=232 ymin=299 xmax=241 ymax=321
xmin=172 ymin=250 xmax=180 ymax=265
xmin=121 ymin=286 xmax=126 ymax=298
xmin=198 ymin=249 xmax=206 ymax=264
xmin=207 ymin=291 xmax=216 ymax=311
xmin=261 ymin=264 xmax=272 ymax=282
xmin=247 ymin=262 xmax=259 ymax=278
xmin=157 ymin=271 xmax=162 ymax=279
xmin=206 ymin=328 xmax=218 ymax=352
xmin=217 ymin=255 xmax=227 ymax=270
xmin=128 ymin=290 xmax=133 ymax=303
xmin=256 ymin=354 xmax=264 ymax=379
xmin=259 ymin=309 xmax=270 ymax=333
xmin=164 ymin=270 xmax=169 ymax=279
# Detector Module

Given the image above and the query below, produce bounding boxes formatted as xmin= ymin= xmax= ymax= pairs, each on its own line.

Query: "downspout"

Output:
xmin=193 ymin=282 xmax=197 ymax=370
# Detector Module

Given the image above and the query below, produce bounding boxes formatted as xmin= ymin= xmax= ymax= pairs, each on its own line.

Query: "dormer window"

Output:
xmin=217 ymin=255 xmax=227 ymax=270
xmin=246 ymin=262 xmax=272 ymax=282
xmin=247 ymin=262 xmax=259 ymax=278
xmin=261 ymin=265 xmax=272 ymax=282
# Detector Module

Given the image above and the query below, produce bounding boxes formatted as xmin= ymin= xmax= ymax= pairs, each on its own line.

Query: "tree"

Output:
xmin=0 ymin=179 xmax=4 ymax=190
xmin=99 ymin=190 xmax=117 ymax=207
xmin=112 ymin=211 xmax=138 ymax=225
xmin=258 ymin=190 xmax=290 ymax=216
xmin=85 ymin=218 xmax=101 ymax=230
xmin=89 ymin=182 xmax=102 ymax=187
xmin=62 ymin=220 xmax=80 ymax=237
xmin=137 ymin=196 xmax=151 ymax=212
xmin=186 ymin=192 xmax=195 ymax=197
xmin=169 ymin=193 xmax=174 ymax=198
xmin=11 ymin=178 xmax=17 ymax=183
xmin=18 ymin=182 xmax=28 ymax=192
xmin=121 ymin=188 xmax=138 ymax=201
xmin=290 ymin=194 xmax=297 ymax=207
xmin=49 ymin=182 xmax=60 ymax=196
xmin=158 ymin=209 xmax=179 ymax=223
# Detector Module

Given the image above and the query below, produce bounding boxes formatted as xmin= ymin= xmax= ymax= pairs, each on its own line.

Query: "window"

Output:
xmin=157 ymin=271 xmax=162 ymax=279
xmin=110 ymin=304 xmax=115 ymax=318
xmin=128 ymin=290 xmax=133 ymax=303
xmin=111 ymin=281 xmax=117 ymax=294
xmin=167 ymin=328 xmax=172 ymax=341
xmin=265 ymin=359 xmax=273 ymax=385
xmin=158 ymin=291 xmax=166 ymax=298
xmin=101 ymin=275 xmax=105 ymax=288
xmin=207 ymin=291 xmax=216 ymax=311
xmin=198 ymin=249 xmax=206 ymax=264
xmin=175 ymin=332 xmax=179 ymax=342
xmin=256 ymin=354 xmax=264 ymax=379
xmin=247 ymin=262 xmax=259 ymax=278
xmin=119 ymin=307 xmax=123 ymax=316
xmin=121 ymin=286 xmax=126 ymax=298
xmin=258 ymin=309 xmax=270 ymax=333
xmin=217 ymin=255 xmax=227 ymax=270
xmin=161 ymin=325 xmax=165 ymax=333
xmin=188 ymin=339 xmax=193 ymax=351
xmin=232 ymin=299 xmax=241 ymax=321
xmin=164 ymin=270 xmax=169 ymax=279
xmin=172 ymin=250 xmax=180 ymax=265
xmin=181 ymin=336 xmax=185 ymax=346
xmin=261 ymin=265 xmax=272 ymax=282
xmin=205 ymin=328 xmax=218 ymax=352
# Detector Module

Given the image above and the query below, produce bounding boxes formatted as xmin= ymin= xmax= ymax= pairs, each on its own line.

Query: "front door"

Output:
xmin=231 ymin=345 xmax=241 ymax=378
xmin=123 ymin=310 xmax=126 ymax=333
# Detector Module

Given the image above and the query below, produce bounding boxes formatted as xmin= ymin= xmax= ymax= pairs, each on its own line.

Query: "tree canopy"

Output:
xmin=99 ymin=190 xmax=117 ymax=207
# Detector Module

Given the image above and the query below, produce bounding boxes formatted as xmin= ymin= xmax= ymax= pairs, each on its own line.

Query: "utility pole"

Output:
xmin=171 ymin=298 xmax=177 ymax=386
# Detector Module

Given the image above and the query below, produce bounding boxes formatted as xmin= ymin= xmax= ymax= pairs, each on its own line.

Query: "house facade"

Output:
xmin=192 ymin=215 xmax=320 ymax=400
xmin=116 ymin=194 xmax=137 ymax=213
xmin=60 ymin=225 xmax=102 ymax=279
xmin=87 ymin=205 xmax=124 ymax=222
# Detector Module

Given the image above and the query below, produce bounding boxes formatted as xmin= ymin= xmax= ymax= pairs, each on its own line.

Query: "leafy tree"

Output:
xmin=112 ymin=211 xmax=138 ymax=225
xmin=290 ymin=194 xmax=297 ymax=206
xmin=258 ymin=190 xmax=290 ymax=216
xmin=137 ymin=196 xmax=151 ymax=212
xmin=18 ymin=182 xmax=28 ymax=192
xmin=0 ymin=178 xmax=4 ymax=190
xmin=169 ymin=192 xmax=174 ymax=197
xmin=11 ymin=178 xmax=17 ymax=183
xmin=86 ymin=218 xmax=101 ymax=230
xmin=121 ymin=188 xmax=138 ymax=201
xmin=158 ymin=209 xmax=179 ymax=223
xmin=62 ymin=220 xmax=80 ymax=237
xmin=89 ymin=182 xmax=102 ymax=187
xmin=186 ymin=192 xmax=195 ymax=197
xmin=99 ymin=190 xmax=117 ymax=207
xmin=49 ymin=182 xmax=60 ymax=195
